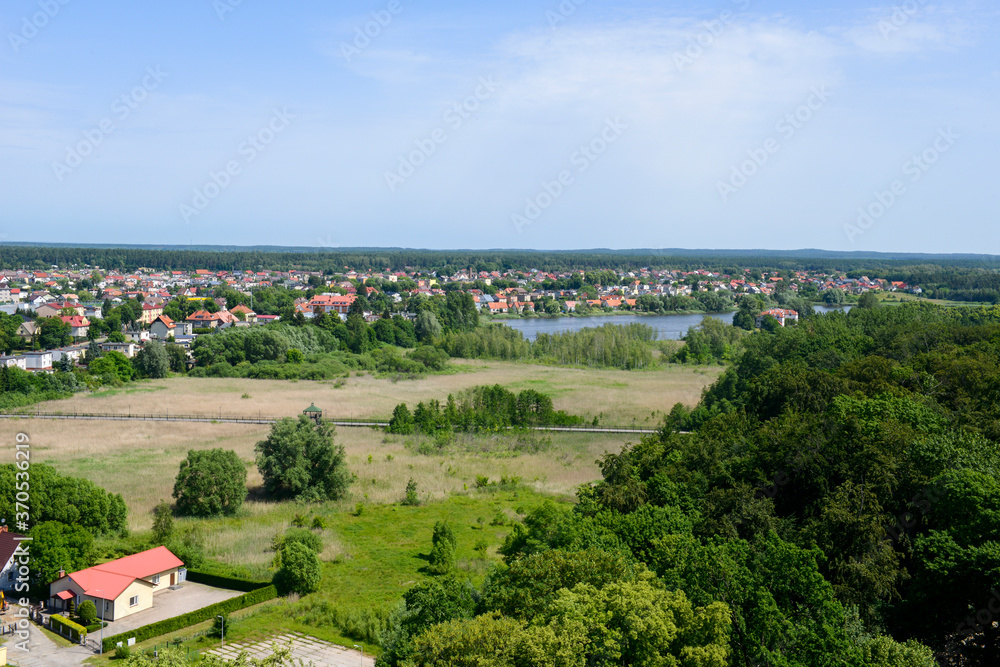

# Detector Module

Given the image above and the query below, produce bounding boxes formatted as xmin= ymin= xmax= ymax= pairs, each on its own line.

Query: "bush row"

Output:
xmin=50 ymin=614 xmax=87 ymax=642
xmin=184 ymin=569 xmax=272 ymax=592
xmin=101 ymin=585 xmax=277 ymax=652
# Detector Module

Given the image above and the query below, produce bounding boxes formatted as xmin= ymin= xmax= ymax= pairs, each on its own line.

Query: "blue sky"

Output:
xmin=1 ymin=0 xmax=997 ymax=252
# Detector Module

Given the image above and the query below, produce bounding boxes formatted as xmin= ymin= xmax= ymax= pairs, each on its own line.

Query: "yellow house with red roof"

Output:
xmin=48 ymin=546 xmax=184 ymax=621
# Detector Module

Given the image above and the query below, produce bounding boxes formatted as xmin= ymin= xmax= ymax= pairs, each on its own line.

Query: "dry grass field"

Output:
xmin=27 ymin=359 xmax=721 ymax=426
xmin=1 ymin=415 xmax=642 ymax=533
xmin=0 ymin=360 xmax=719 ymax=578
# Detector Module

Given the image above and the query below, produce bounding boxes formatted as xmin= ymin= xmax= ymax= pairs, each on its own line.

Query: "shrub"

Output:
xmin=402 ymin=479 xmax=420 ymax=506
xmin=275 ymin=542 xmax=321 ymax=595
xmin=283 ymin=527 xmax=323 ymax=554
xmin=114 ymin=645 xmax=131 ymax=659
xmin=77 ymin=599 xmax=97 ymax=625
xmin=50 ymin=614 xmax=87 ymax=642
xmin=428 ymin=521 xmax=457 ymax=575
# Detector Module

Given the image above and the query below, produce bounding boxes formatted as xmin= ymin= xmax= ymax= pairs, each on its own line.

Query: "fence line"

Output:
xmin=0 ymin=409 xmax=659 ymax=434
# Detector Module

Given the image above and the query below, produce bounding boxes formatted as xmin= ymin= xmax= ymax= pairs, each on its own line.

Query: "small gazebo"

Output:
xmin=303 ymin=403 xmax=323 ymax=422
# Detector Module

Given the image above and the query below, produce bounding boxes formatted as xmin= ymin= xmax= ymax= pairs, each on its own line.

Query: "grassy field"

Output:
xmin=26 ymin=358 xmax=720 ymax=426
xmin=3 ymin=360 xmax=719 ymax=655
xmin=9 ymin=417 xmax=638 ymax=534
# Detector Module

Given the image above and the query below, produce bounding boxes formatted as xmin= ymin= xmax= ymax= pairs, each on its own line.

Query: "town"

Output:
xmin=0 ymin=262 xmax=924 ymax=371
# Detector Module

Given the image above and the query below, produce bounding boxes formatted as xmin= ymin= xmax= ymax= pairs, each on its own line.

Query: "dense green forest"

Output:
xmin=376 ymin=302 xmax=1000 ymax=666
xmin=1 ymin=243 xmax=998 ymax=280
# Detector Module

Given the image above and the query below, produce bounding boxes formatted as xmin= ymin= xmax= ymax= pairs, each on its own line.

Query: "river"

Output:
xmin=500 ymin=306 xmax=851 ymax=341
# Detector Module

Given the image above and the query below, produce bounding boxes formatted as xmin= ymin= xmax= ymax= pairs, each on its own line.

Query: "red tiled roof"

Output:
xmin=66 ymin=546 xmax=183 ymax=600
xmin=55 ymin=590 xmax=74 ymax=601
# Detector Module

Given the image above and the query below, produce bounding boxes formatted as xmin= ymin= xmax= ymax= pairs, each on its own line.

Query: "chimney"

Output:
xmin=58 ymin=569 xmax=65 ymax=579
xmin=0 ymin=524 xmax=7 ymax=533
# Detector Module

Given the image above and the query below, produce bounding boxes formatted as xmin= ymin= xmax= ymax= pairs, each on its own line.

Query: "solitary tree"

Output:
xmin=415 ymin=310 xmax=442 ymax=343
xmin=173 ymin=449 xmax=247 ymax=517
xmin=428 ymin=521 xmax=457 ymax=575
xmin=255 ymin=416 xmax=351 ymax=501
xmin=857 ymin=291 xmax=880 ymax=309
xmin=135 ymin=341 xmax=170 ymax=378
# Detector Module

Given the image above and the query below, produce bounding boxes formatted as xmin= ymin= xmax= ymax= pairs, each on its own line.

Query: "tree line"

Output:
xmin=387 ymin=385 xmax=584 ymax=435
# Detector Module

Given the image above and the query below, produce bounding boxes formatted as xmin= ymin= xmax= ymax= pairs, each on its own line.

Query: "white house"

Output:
xmin=20 ymin=351 xmax=53 ymax=371
xmin=0 ymin=356 xmax=27 ymax=370
xmin=99 ymin=341 xmax=138 ymax=358
xmin=48 ymin=546 xmax=186 ymax=622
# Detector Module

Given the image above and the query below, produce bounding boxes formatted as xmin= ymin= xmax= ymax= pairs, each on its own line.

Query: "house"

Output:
xmin=150 ymin=315 xmax=175 ymax=339
xmin=60 ymin=315 xmax=91 ymax=338
xmin=186 ymin=310 xmax=224 ymax=328
xmin=230 ymin=304 xmax=257 ymax=323
xmin=16 ymin=321 xmax=37 ymax=341
xmin=99 ymin=341 xmax=138 ymax=358
xmin=51 ymin=346 xmax=85 ymax=365
xmin=34 ymin=304 xmax=63 ymax=319
xmin=20 ymin=351 xmax=53 ymax=371
xmin=0 ymin=356 xmax=27 ymax=370
xmin=0 ymin=526 xmax=26 ymax=592
xmin=48 ymin=546 xmax=185 ymax=621
xmin=140 ymin=302 xmax=164 ymax=325
xmin=756 ymin=308 xmax=799 ymax=327
xmin=309 ymin=294 xmax=356 ymax=315
xmin=125 ymin=329 xmax=151 ymax=343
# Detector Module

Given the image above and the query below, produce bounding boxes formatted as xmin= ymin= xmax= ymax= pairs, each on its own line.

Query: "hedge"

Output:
xmin=51 ymin=614 xmax=87 ymax=642
xmin=85 ymin=621 xmax=110 ymax=632
xmin=184 ymin=570 xmax=272 ymax=592
xmin=101 ymin=585 xmax=277 ymax=652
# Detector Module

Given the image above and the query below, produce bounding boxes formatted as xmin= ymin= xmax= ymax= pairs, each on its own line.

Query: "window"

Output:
xmin=129 ymin=596 xmax=139 ymax=607
xmin=152 ymin=575 xmax=160 ymax=585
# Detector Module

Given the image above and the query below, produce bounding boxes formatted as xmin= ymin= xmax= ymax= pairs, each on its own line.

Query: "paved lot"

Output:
xmin=103 ymin=582 xmax=241 ymax=637
xmin=4 ymin=622 xmax=92 ymax=667
xmin=207 ymin=633 xmax=375 ymax=667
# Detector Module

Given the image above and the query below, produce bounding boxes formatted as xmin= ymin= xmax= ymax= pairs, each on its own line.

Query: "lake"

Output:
xmin=501 ymin=306 xmax=851 ymax=341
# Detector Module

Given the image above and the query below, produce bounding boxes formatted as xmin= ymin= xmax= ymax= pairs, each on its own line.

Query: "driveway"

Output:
xmin=4 ymin=622 xmax=92 ymax=667
xmin=102 ymin=582 xmax=242 ymax=638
